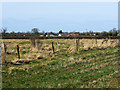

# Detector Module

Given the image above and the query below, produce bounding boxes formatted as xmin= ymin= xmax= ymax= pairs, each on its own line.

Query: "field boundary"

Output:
xmin=2 ymin=36 xmax=120 ymax=39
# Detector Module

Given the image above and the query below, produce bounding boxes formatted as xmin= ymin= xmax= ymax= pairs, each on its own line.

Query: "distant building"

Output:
xmin=58 ymin=32 xmax=69 ymax=37
xmin=39 ymin=35 xmax=44 ymax=37
xmin=63 ymin=33 xmax=69 ymax=36
xmin=50 ymin=34 xmax=55 ymax=37
xmin=58 ymin=34 xmax=62 ymax=36
xmin=69 ymin=32 xmax=80 ymax=36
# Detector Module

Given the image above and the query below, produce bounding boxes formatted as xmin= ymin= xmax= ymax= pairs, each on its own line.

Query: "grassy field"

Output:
xmin=2 ymin=39 xmax=120 ymax=88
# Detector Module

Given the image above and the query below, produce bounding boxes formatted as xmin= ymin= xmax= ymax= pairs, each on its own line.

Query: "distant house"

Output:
xmin=39 ymin=33 xmax=48 ymax=37
xmin=58 ymin=32 xmax=69 ymax=37
xmin=63 ymin=32 xmax=69 ymax=36
xmin=39 ymin=34 xmax=47 ymax=37
xmin=62 ymin=32 xmax=69 ymax=36
xmin=50 ymin=34 xmax=55 ymax=37
xmin=58 ymin=34 xmax=62 ymax=36
xmin=69 ymin=32 xmax=80 ymax=36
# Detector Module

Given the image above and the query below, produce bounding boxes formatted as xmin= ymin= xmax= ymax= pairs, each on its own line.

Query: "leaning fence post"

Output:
xmin=17 ymin=45 xmax=20 ymax=59
xmin=52 ymin=42 xmax=55 ymax=54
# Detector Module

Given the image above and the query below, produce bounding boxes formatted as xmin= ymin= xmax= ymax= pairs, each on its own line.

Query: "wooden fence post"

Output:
xmin=76 ymin=39 xmax=79 ymax=52
xmin=95 ymin=38 xmax=97 ymax=47
xmin=52 ymin=42 xmax=55 ymax=54
xmin=3 ymin=43 xmax=7 ymax=54
xmin=4 ymin=44 xmax=7 ymax=53
xmin=57 ymin=39 xmax=59 ymax=50
xmin=2 ymin=43 xmax=6 ymax=64
xmin=35 ymin=39 xmax=40 ymax=51
xmin=17 ymin=45 xmax=20 ymax=59
xmin=95 ymin=38 xmax=97 ymax=44
xmin=78 ymin=39 xmax=80 ymax=49
xmin=92 ymin=39 xmax=94 ymax=47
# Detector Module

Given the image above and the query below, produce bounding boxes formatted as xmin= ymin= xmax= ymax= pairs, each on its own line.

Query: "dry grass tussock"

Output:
xmin=1 ymin=39 xmax=118 ymax=63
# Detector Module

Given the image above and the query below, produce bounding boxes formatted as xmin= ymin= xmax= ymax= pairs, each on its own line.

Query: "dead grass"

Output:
xmin=1 ymin=39 xmax=118 ymax=63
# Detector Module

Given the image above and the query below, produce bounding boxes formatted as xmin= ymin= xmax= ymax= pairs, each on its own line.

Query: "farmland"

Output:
xmin=1 ymin=39 xmax=120 ymax=88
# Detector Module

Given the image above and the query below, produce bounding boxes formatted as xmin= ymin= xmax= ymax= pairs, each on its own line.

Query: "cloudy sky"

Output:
xmin=2 ymin=1 xmax=118 ymax=33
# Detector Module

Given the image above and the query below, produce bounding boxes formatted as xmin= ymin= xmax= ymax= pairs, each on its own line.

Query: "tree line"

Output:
xmin=1 ymin=27 xmax=119 ymax=37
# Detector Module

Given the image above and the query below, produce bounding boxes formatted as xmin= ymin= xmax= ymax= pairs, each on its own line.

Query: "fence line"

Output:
xmin=2 ymin=36 xmax=120 ymax=39
xmin=2 ymin=38 xmax=119 ymax=64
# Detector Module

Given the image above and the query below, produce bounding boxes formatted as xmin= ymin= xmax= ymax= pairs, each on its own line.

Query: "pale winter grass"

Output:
xmin=2 ymin=39 xmax=118 ymax=62
xmin=2 ymin=39 xmax=119 ymax=88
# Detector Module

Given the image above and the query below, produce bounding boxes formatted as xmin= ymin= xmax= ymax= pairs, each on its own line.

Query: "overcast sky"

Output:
xmin=2 ymin=2 xmax=118 ymax=33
